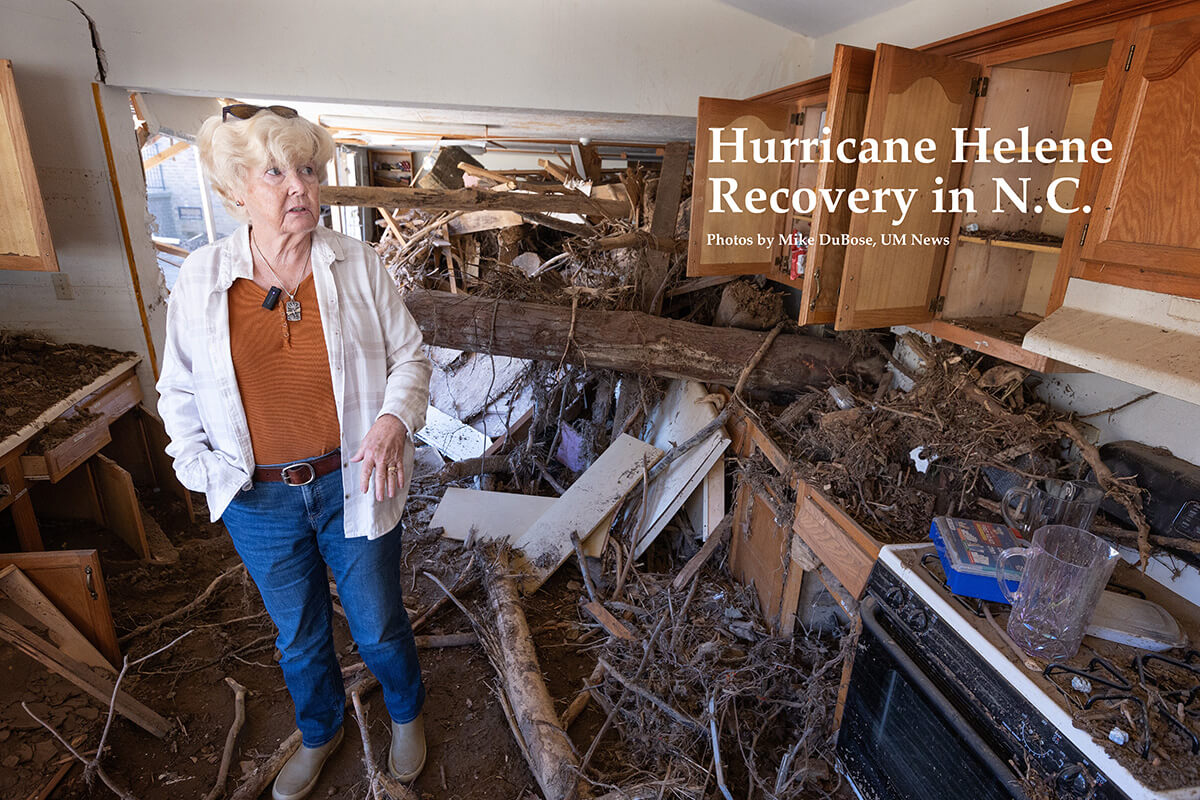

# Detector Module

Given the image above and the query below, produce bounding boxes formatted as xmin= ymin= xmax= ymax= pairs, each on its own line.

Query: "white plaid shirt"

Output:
xmin=156 ymin=224 xmax=431 ymax=538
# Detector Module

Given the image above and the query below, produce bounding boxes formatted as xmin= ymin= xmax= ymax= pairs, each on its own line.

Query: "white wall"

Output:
xmin=89 ymin=0 xmax=813 ymax=118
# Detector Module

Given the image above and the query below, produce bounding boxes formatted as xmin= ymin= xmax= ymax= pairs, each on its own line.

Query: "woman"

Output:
xmin=157 ymin=104 xmax=432 ymax=800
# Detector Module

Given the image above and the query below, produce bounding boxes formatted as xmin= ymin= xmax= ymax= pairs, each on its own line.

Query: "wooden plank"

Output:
xmin=1 ymin=449 xmax=42 ymax=551
xmin=376 ymin=207 xmax=405 ymax=242
xmin=801 ymin=45 xmax=874 ymax=326
xmin=416 ymin=405 xmax=493 ymax=461
xmin=432 ymin=488 xmax=556 ymax=543
xmin=448 ymin=210 xmax=525 ymax=234
xmin=731 ymin=488 xmax=794 ymax=633
xmin=792 ymin=490 xmax=876 ymax=598
xmin=0 ymin=565 xmax=113 ymax=673
xmin=582 ymin=601 xmax=635 ymax=641
xmin=0 ymin=60 xmax=57 ymax=272
xmin=642 ymin=141 xmax=689 ymax=313
xmin=514 ymin=434 xmax=664 ymax=593
xmin=93 ymin=454 xmax=151 ymax=560
xmin=320 ymin=185 xmax=628 ymax=217
xmin=835 ymin=45 xmax=980 ymax=330
xmin=142 ymin=139 xmax=189 ymax=171
xmin=0 ymin=611 xmax=169 ymax=737
xmin=636 ymin=380 xmax=730 ymax=557
xmin=673 ymin=512 xmax=733 ymax=591
xmin=0 ymin=549 xmax=120 ymax=667
xmin=0 ymin=357 xmax=141 ymax=458
xmin=687 ymin=97 xmax=792 ymax=277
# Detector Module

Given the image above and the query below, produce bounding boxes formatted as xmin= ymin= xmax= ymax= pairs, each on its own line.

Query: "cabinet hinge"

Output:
xmin=791 ymin=111 xmax=804 ymax=126
xmin=1125 ymin=45 xmax=1136 ymax=71
xmin=970 ymin=76 xmax=989 ymax=97
xmin=928 ymin=295 xmax=945 ymax=313
xmin=1079 ymin=222 xmax=1090 ymax=247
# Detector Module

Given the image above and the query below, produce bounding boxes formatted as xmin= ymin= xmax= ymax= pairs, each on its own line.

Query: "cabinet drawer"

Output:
xmin=21 ymin=415 xmax=111 ymax=482
xmin=80 ymin=371 xmax=141 ymax=422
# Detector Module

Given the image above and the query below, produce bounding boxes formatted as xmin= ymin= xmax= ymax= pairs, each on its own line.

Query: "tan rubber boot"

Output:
xmin=272 ymin=727 xmax=344 ymax=800
xmin=388 ymin=714 xmax=426 ymax=782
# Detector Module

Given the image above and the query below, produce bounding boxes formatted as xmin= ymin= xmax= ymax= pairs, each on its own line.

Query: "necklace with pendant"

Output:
xmin=252 ymin=233 xmax=308 ymax=322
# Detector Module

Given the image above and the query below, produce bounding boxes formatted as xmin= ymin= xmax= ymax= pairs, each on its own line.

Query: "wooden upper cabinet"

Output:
xmin=800 ymin=45 xmax=875 ymax=325
xmin=835 ymin=45 xmax=980 ymax=330
xmin=687 ymin=97 xmax=793 ymax=277
xmin=0 ymin=60 xmax=57 ymax=272
xmin=1081 ymin=16 xmax=1200 ymax=278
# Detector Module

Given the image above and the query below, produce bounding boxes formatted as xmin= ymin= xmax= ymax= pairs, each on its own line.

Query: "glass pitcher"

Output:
xmin=1001 ymin=478 xmax=1104 ymax=535
xmin=996 ymin=525 xmax=1119 ymax=662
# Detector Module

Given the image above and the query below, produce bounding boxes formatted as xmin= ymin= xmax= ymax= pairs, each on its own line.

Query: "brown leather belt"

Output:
xmin=253 ymin=450 xmax=342 ymax=486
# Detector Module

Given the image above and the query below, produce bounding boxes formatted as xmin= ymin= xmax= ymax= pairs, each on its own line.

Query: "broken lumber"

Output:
xmin=0 ymin=611 xmax=170 ymax=738
xmin=483 ymin=549 xmax=587 ymax=800
xmin=404 ymin=290 xmax=853 ymax=394
xmin=642 ymin=141 xmax=689 ymax=314
xmin=320 ymin=186 xmax=627 ymax=217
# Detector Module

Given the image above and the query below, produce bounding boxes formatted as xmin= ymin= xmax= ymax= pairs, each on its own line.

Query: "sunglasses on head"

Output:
xmin=221 ymin=103 xmax=299 ymax=123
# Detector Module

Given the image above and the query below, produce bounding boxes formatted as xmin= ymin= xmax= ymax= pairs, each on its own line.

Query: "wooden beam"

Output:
xmin=320 ymin=185 xmax=627 ymax=217
xmin=642 ymin=141 xmax=690 ymax=313
xmin=0 ymin=611 xmax=169 ymax=737
xmin=404 ymin=290 xmax=852 ymax=394
xmin=142 ymin=140 xmax=190 ymax=171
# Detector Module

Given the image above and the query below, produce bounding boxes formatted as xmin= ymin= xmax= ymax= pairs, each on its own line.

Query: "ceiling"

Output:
xmin=716 ymin=0 xmax=913 ymax=37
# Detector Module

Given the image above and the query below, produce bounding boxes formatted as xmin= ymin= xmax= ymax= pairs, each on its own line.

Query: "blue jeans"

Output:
xmin=222 ymin=457 xmax=425 ymax=747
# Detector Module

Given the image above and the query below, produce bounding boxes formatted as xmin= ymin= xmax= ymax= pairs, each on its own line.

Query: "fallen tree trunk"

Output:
xmin=483 ymin=549 xmax=587 ymax=800
xmin=404 ymin=290 xmax=852 ymax=394
xmin=320 ymin=185 xmax=626 ymax=218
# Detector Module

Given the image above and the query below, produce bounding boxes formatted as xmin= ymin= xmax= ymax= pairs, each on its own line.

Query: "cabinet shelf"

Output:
xmin=958 ymin=235 xmax=1063 ymax=255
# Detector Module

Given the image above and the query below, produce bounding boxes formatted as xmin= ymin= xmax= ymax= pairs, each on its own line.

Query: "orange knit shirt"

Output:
xmin=228 ymin=275 xmax=341 ymax=465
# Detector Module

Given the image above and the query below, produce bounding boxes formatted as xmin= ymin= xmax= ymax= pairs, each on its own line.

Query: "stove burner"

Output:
xmin=1081 ymin=694 xmax=1151 ymax=759
xmin=1045 ymin=657 xmax=1132 ymax=703
xmin=1134 ymin=651 xmax=1200 ymax=755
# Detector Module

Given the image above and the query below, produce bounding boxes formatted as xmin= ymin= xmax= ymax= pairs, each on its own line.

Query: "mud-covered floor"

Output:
xmin=0 ymin=489 xmax=609 ymax=800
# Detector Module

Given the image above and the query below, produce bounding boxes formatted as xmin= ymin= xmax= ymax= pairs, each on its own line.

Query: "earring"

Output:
xmin=236 ymin=200 xmax=245 ymax=207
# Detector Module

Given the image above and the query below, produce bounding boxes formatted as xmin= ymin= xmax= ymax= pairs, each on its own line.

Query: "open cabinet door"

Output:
xmin=835 ymin=45 xmax=980 ymax=330
xmin=1081 ymin=17 xmax=1200 ymax=278
xmin=687 ymin=97 xmax=792 ymax=276
xmin=800 ymin=45 xmax=875 ymax=325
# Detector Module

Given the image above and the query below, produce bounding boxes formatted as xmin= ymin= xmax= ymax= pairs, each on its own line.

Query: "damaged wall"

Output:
xmin=0 ymin=1 xmax=165 ymax=406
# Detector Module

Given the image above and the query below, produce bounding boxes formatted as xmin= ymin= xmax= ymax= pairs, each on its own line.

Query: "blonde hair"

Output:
xmin=196 ymin=110 xmax=335 ymax=222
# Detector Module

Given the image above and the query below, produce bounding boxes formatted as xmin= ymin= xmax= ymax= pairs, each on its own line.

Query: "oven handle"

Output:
xmin=861 ymin=597 xmax=1030 ymax=800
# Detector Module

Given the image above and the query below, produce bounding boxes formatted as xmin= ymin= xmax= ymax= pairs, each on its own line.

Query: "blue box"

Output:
xmin=929 ymin=517 xmax=1027 ymax=603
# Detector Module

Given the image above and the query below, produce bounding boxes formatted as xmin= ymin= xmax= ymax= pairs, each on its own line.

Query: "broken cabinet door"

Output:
xmin=800 ymin=45 xmax=876 ymax=325
xmin=0 ymin=549 xmax=120 ymax=666
xmin=687 ymin=97 xmax=793 ymax=277
xmin=835 ymin=45 xmax=981 ymax=330
xmin=1081 ymin=17 xmax=1200 ymax=280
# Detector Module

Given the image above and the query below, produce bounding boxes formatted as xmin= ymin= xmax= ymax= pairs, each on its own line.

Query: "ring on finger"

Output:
xmin=386 ymin=465 xmax=398 ymax=473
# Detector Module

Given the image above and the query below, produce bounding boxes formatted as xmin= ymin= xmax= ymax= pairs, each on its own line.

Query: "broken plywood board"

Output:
xmin=515 ymin=433 xmax=663 ymax=593
xmin=417 ymin=404 xmax=493 ymax=461
xmin=428 ymin=353 xmax=532 ymax=423
xmin=433 ymin=488 xmax=611 ymax=558
xmin=683 ymin=455 xmax=726 ymax=541
xmin=633 ymin=380 xmax=730 ymax=558
xmin=0 ymin=565 xmax=113 ymax=674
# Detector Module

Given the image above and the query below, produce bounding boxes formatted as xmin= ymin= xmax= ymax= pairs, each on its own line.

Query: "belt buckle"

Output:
xmin=280 ymin=461 xmax=316 ymax=486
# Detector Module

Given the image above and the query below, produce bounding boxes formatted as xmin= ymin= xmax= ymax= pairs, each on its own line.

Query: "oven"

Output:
xmin=837 ymin=556 xmax=1130 ymax=800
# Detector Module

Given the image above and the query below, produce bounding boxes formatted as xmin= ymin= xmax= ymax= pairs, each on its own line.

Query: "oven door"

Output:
xmin=838 ymin=597 xmax=1029 ymax=800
